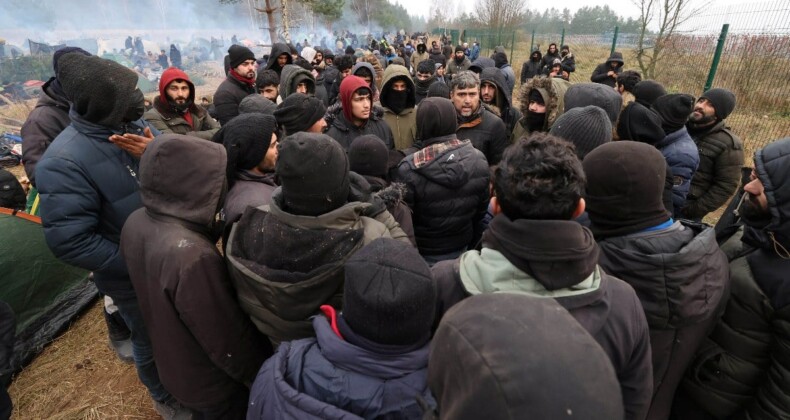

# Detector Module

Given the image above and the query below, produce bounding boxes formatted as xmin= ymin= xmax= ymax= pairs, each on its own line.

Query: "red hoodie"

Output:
xmin=158 ymin=67 xmax=196 ymax=127
xmin=339 ymin=75 xmax=371 ymax=123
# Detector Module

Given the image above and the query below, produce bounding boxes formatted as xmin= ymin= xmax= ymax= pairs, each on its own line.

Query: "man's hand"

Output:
xmin=109 ymin=127 xmax=154 ymax=158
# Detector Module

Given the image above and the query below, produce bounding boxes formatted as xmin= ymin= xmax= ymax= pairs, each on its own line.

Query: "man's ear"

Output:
xmin=572 ymin=197 xmax=586 ymax=219
xmin=490 ymin=196 xmax=502 ymax=216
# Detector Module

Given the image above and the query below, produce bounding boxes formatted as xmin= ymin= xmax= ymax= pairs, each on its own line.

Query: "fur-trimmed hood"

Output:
xmin=519 ymin=76 xmax=571 ymax=130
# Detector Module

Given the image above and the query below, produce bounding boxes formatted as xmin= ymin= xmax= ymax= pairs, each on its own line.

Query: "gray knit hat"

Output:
xmin=700 ymin=88 xmax=736 ymax=120
xmin=563 ymin=83 xmax=622 ymax=124
xmin=549 ymin=106 xmax=612 ymax=160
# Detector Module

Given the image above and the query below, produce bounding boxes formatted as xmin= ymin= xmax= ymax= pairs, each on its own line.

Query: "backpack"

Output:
xmin=0 ymin=169 xmax=25 ymax=210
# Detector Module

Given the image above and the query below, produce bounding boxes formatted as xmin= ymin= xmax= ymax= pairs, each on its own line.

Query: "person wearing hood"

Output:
xmin=277 ymin=63 xmax=316 ymax=102
xmin=591 ymin=51 xmax=625 ymax=88
xmin=120 ymin=134 xmax=271 ymax=419
xmin=446 ymin=46 xmax=471 ymax=79
xmin=520 ymin=49 xmax=543 ymax=84
xmin=214 ymin=45 xmax=258 ymax=125
xmin=479 ymin=67 xmax=522 ymax=143
xmin=677 ymin=138 xmax=790 ymax=419
xmin=546 ymin=58 xmax=569 ymax=81
xmin=560 ymin=44 xmax=576 ymax=76
xmin=169 ymin=44 xmax=181 ymax=69
xmin=512 ymin=75 xmax=571 ymax=141
xmin=428 ymin=43 xmax=445 ymax=67
xmin=247 ymin=238 xmax=436 ymax=419
xmin=325 ymin=75 xmax=394 ymax=151
xmin=541 ymin=43 xmax=561 ymax=71
xmin=435 ymin=62 xmax=448 ymax=84
xmin=563 ymin=82 xmax=623 ymax=138
xmin=429 ymin=294 xmax=624 ymax=420
xmin=225 ymin=133 xmax=409 ymax=347
xmin=451 ymin=71 xmax=509 ymax=165
xmin=650 ymin=94 xmax=700 ymax=215
xmin=350 ymin=61 xmax=380 ymax=102
xmin=413 ymin=59 xmax=438 ymax=106
xmin=584 ymin=141 xmax=729 ymax=420
xmin=144 ymin=67 xmax=220 ymax=141
xmin=34 ymin=53 xmax=187 ymax=418
xmin=431 ymin=133 xmax=653 ymax=420
xmin=492 ymin=52 xmax=515 ymax=94
xmin=468 ymin=57 xmax=494 ymax=75
xmin=379 ymin=64 xmax=417 ymax=151
xmin=394 ymin=97 xmax=490 ymax=265
xmin=410 ymin=43 xmax=430 ymax=75
xmin=266 ymin=42 xmax=293 ymax=75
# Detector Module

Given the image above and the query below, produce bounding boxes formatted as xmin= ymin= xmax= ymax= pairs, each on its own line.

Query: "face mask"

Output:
xmin=388 ymin=90 xmax=409 ymax=114
xmin=123 ymin=89 xmax=146 ymax=123
xmin=526 ymin=112 xmax=546 ymax=132
xmin=561 ymin=51 xmax=568 ymax=57
xmin=531 ymin=55 xmax=539 ymax=62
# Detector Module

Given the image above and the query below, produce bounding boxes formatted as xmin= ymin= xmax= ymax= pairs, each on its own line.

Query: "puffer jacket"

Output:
xmin=379 ymin=65 xmax=417 ymax=151
xmin=479 ymin=67 xmax=522 ymax=143
xmin=21 ymin=78 xmax=70 ymax=187
xmin=395 ymin=136 xmax=490 ymax=256
xmin=655 ymin=127 xmax=700 ymax=215
xmin=226 ymin=178 xmax=410 ymax=347
xmin=512 ymin=76 xmax=570 ymax=141
xmin=683 ymin=120 xmax=744 ymax=219
xmin=681 ymin=138 xmax=790 ymax=420
xmin=213 ymin=75 xmax=257 ymax=126
xmin=596 ymin=221 xmax=729 ymax=420
xmin=248 ymin=313 xmax=434 ymax=420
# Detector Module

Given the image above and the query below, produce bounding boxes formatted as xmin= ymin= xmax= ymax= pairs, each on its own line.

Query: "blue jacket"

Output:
xmin=36 ymin=111 xmax=156 ymax=298
xmin=247 ymin=315 xmax=435 ymax=420
xmin=656 ymin=127 xmax=699 ymax=215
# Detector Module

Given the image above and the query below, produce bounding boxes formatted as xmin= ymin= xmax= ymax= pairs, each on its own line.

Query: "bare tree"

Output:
xmin=633 ymin=0 xmax=709 ymax=79
xmin=474 ymin=0 xmax=526 ymax=29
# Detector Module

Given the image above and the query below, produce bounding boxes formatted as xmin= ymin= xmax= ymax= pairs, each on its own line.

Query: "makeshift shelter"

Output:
xmin=0 ymin=208 xmax=97 ymax=382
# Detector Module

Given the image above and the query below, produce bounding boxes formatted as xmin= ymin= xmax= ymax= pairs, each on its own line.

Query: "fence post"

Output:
xmin=530 ymin=29 xmax=535 ymax=52
xmin=610 ymin=26 xmax=619 ymax=55
xmin=560 ymin=27 xmax=565 ymax=48
xmin=704 ymin=24 xmax=729 ymax=92
xmin=510 ymin=31 xmax=515 ymax=62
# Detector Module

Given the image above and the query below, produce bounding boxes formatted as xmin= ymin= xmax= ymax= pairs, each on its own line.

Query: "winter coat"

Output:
xmin=456 ymin=106 xmax=509 ymax=165
xmin=36 ymin=112 xmax=153 ymax=299
xmin=446 ymin=56 xmax=471 ymax=77
xmin=224 ymin=170 xmax=278 ymax=226
xmin=541 ymin=51 xmax=561 ymax=71
xmin=266 ymin=43 xmax=293 ymax=74
xmin=596 ymin=221 xmax=729 ymax=420
xmin=395 ymin=136 xmax=490 ymax=256
xmin=213 ymin=75 xmax=257 ymax=126
xmin=498 ymin=64 xmax=516 ymax=94
xmin=315 ymin=74 xmax=329 ymax=106
xmin=683 ymin=121 xmax=744 ymax=219
xmin=363 ymin=176 xmax=416 ymax=246
xmin=655 ymin=127 xmax=700 ymax=215
xmin=561 ymin=53 xmax=576 ymax=74
xmin=591 ymin=52 xmax=625 ymax=88
xmin=512 ymin=76 xmax=570 ymax=141
xmin=225 ymin=177 xmax=410 ymax=347
xmin=428 ymin=48 xmax=445 ymax=67
xmin=410 ymin=51 xmax=430 ymax=74
xmin=681 ymin=138 xmax=790 ymax=420
xmin=479 ymin=67 xmax=522 ymax=144
xmin=379 ymin=65 xmax=417 ymax=151
xmin=248 ymin=314 xmax=434 ymax=420
xmin=144 ymin=96 xmax=219 ymax=141
xmin=279 ymin=64 xmax=315 ymax=100
xmin=520 ymin=55 xmax=543 ymax=83
xmin=324 ymin=65 xmax=340 ymax=96
xmin=121 ymin=134 xmax=270 ymax=410
xmin=21 ymin=79 xmax=70 ymax=187
xmin=431 ymin=215 xmax=654 ymax=420
xmin=325 ymin=105 xmax=395 ymax=152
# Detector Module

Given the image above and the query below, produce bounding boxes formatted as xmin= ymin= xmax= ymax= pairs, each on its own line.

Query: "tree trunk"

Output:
xmin=264 ymin=0 xmax=278 ymax=44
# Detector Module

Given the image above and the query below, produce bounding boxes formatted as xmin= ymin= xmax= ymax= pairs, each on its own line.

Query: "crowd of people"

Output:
xmin=6 ymin=31 xmax=789 ymax=420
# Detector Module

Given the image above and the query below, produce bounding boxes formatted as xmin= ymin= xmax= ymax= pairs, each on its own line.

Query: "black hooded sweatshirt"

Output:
xmin=479 ymin=67 xmax=522 ymax=142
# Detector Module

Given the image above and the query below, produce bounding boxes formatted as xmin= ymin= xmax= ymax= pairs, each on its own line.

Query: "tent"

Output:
xmin=0 ymin=208 xmax=97 ymax=381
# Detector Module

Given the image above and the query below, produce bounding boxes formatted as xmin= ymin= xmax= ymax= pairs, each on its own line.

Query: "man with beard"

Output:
xmin=144 ymin=68 xmax=219 ymax=140
xmin=541 ymin=43 xmax=561 ymax=72
xmin=479 ymin=67 xmax=521 ymax=143
xmin=591 ymin=52 xmax=625 ymax=88
xmin=328 ymin=54 xmax=354 ymax=105
xmin=264 ymin=43 xmax=293 ymax=76
xmin=681 ymin=88 xmax=744 ymax=220
xmin=446 ymin=46 xmax=471 ymax=80
xmin=413 ymin=59 xmax=438 ymax=105
xmin=429 ymin=42 xmax=446 ymax=67
xmin=213 ymin=45 xmax=257 ymax=125
xmin=255 ymin=69 xmax=280 ymax=102
xmin=380 ymin=64 xmax=417 ymax=150
xmin=676 ymin=137 xmax=790 ymax=420
xmin=520 ymin=49 xmax=543 ymax=84
xmin=451 ymin=71 xmax=508 ymax=165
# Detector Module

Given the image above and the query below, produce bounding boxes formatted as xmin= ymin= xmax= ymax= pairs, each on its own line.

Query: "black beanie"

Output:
xmin=455 ymin=45 xmax=465 ymax=53
xmin=633 ymin=80 xmax=667 ymax=107
xmin=53 ymin=47 xmax=90 ymax=75
xmin=427 ymin=82 xmax=450 ymax=99
xmin=549 ymin=106 xmax=612 ymax=160
xmin=583 ymin=141 xmax=671 ymax=238
xmin=238 ymin=94 xmax=277 ymax=115
xmin=276 ymin=132 xmax=350 ymax=216
xmin=228 ymin=45 xmax=255 ymax=69
xmin=700 ymin=88 xmax=736 ymax=120
xmin=218 ymin=114 xmax=277 ymax=185
xmin=58 ymin=53 xmax=139 ymax=127
xmin=617 ymin=102 xmax=665 ymax=145
xmin=343 ymin=238 xmax=435 ymax=346
xmin=417 ymin=59 xmax=436 ymax=75
xmin=345 ymin=46 xmax=355 ymax=55
xmin=349 ymin=135 xmax=389 ymax=178
xmin=563 ymin=83 xmax=622 ymax=124
xmin=273 ymin=93 xmax=326 ymax=136
xmin=417 ymin=97 xmax=458 ymax=140
xmin=651 ymin=93 xmax=694 ymax=133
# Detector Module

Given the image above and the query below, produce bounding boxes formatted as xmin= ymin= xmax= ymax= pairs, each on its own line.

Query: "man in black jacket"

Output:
xmin=591 ymin=51 xmax=624 ymax=88
xmin=431 ymin=133 xmax=653 ymax=420
xmin=479 ymin=67 xmax=521 ymax=143
xmin=213 ymin=45 xmax=257 ymax=125
xmin=450 ymin=71 xmax=509 ymax=165
xmin=520 ymin=49 xmax=542 ymax=84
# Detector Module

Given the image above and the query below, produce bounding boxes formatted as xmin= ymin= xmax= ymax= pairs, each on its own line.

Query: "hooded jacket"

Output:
xmin=226 ymin=175 xmax=410 ymax=347
xmin=431 ymin=215 xmax=653 ymax=420
xmin=379 ymin=65 xmax=417 ymax=150
xmin=655 ymin=127 xmax=700 ymax=215
xmin=248 ymin=314 xmax=434 ymax=419
xmin=512 ymin=76 xmax=570 ymax=141
xmin=325 ymin=76 xmax=394 ymax=151
xmin=351 ymin=61 xmax=380 ymax=102
xmin=120 ymin=134 xmax=270 ymax=410
xmin=596 ymin=221 xmax=729 ymax=420
xmin=520 ymin=50 xmax=543 ymax=83
xmin=410 ymin=44 xmax=430 ymax=74
xmin=266 ymin=42 xmax=294 ymax=74
xmin=479 ymin=67 xmax=522 ymax=143
xmin=278 ymin=64 xmax=316 ymax=101
xmin=21 ymin=78 xmax=71 ymax=187
xmin=143 ymin=68 xmax=219 ymax=140
xmin=682 ymin=138 xmax=790 ymax=420
xmin=591 ymin=52 xmax=625 ymax=88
